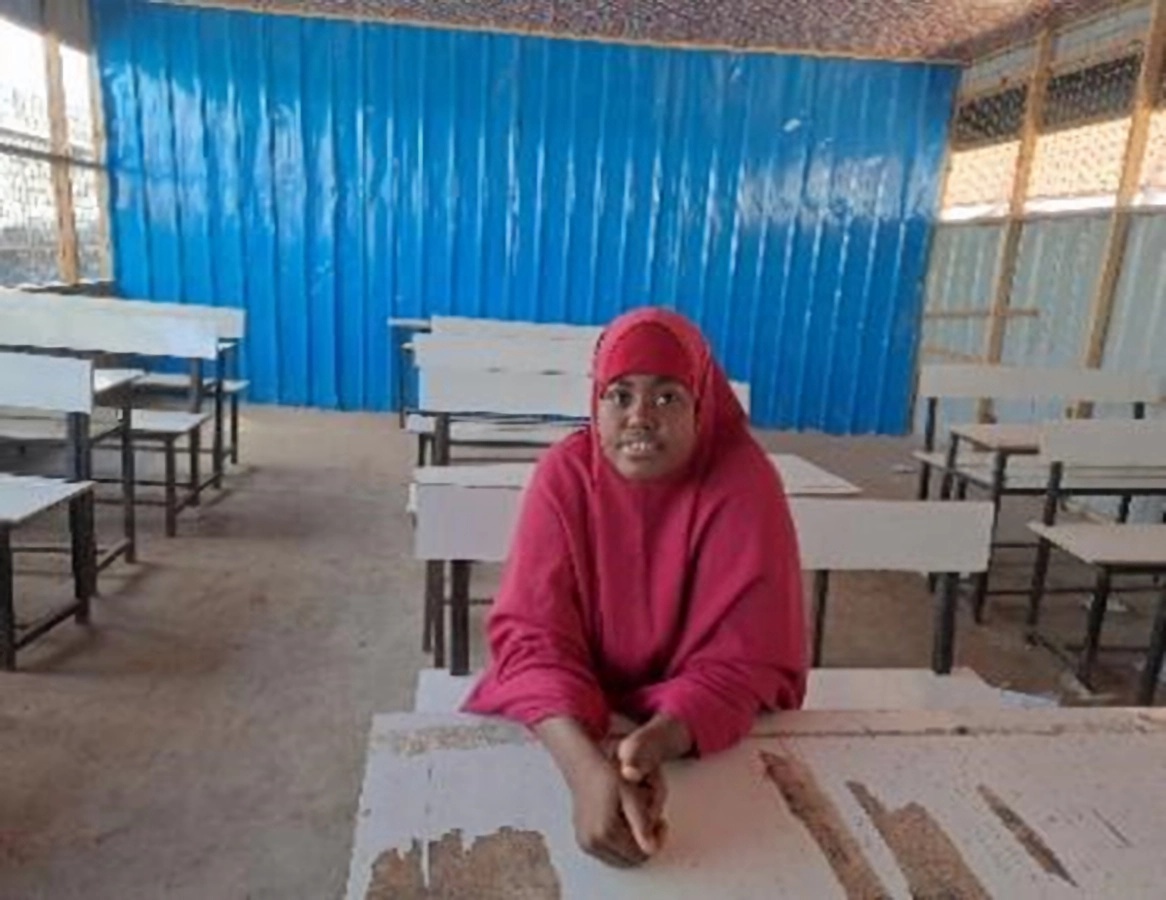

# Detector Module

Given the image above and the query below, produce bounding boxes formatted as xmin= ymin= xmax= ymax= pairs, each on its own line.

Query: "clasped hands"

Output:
xmin=568 ymin=714 xmax=692 ymax=869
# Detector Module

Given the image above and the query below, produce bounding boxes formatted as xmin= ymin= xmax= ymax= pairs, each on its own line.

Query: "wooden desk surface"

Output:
xmin=1029 ymin=522 xmax=1166 ymax=566
xmin=949 ymin=422 xmax=1040 ymax=453
xmin=347 ymin=708 xmax=1166 ymax=899
xmin=414 ymin=454 xmax=859 ymax=496
xmin=93 ymin=368 xmax=144 ymax=397
xmin=0 ymin=475 xmax=92 ymax=526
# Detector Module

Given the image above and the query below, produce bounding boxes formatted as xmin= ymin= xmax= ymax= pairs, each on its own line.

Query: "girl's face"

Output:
xmin=597 ymin=374 xmax=697 ymax=481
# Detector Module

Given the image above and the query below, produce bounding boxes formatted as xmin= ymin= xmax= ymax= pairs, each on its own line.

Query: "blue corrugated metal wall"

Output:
xmin=91 ymin=0 xmax=958 ymax=432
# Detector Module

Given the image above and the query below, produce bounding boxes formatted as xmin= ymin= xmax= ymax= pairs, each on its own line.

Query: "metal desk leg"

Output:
xmin=69 ymin=492 xmax=97 ymax=622
xmin=0 ymin=527 xmax=13 ymax=671
xmin=189 ymin=426 xmax=202 ymax=507
xmin=1076 ymin=568 xmax=1112 ymax=689
xmin=932 ymin=572 xmax=959 ymax=675
xmin=423 ymin=560 xmax=445 ymax=662
xmin=1138 ymin=588 xmax=1166 ymax=706
xmin=395 ymin=329 xmax=407 ymax=428
xmin=971 ymin=451 xmax=1007 ymax=623
xmin=811 ymin=571 xmax=829 ymax=667
xmin=164 ymin=438 xmax=178 ymax=538
xmin=1026 ymin=538 xmax=1054 ymax=632
xmin=915 ymin=398 xmax=938 ymax=502
xmin=230 ymin=394 xmax=240 ymax=465
xmin=450 ymin=560 xmax=472 ymax=676
xmin=212 ymin=351 xmax=226 ymax=489
xmin=434 ymin=414 xmax=452 ymax=467
xmin=121 ymin=400 xmax=137 ymax=563
xmin=189 ymin=358 xmax=204 ymax=414
xmin=939 ymin=434 xmax=961 ymax=502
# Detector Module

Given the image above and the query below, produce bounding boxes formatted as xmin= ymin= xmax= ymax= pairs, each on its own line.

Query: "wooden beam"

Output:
xmin=980 ymin=32 xmax=1053 ymax=366
xmin=924 ymin=307 xmax=1039 ymax=320
xmin=1080 ymin=0 xmax=1166 ymax=379
xmin=42 ymin=0 xmax=79 ymax=285
xmin=974 ymin=31 xmax=1053 ymax=422
xmin=79 ymin=0 xmax=112 ymax=281
xmin=921 ymin=345 xmax=983 ymax=363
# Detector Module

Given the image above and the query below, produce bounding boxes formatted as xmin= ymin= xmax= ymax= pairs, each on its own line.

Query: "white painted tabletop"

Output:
xmin=347 ymin=707 xmax=1166 ymax=899
xmin=414 ymin=453 xmax=859 ymax=496
xmin=0 ymin=474 xmax=93 ymax=526
xmin=93 ymin=368 xmax=144 ymax=397
xmin=388 ymin=317 xmax=433 ymax=329
xmin=1029 ymin=522 xmax=1166 ymax=566
xmin=412 ymin=667 xmax=1007 ymax=717
xmin=949 ymin=422 xmax=1041 ymax=452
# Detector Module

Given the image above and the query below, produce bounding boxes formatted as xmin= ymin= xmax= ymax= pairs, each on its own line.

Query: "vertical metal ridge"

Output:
xmin=94 ymin=0 xmax=956 ymax=429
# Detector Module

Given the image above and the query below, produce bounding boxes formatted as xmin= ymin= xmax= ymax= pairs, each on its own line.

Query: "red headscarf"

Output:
xmin=463 ymin=308 xmax=806 ymax=755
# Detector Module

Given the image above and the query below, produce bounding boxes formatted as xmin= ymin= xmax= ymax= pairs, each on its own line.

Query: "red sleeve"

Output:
xmin=462 ymin=462 xmax=610 ymax=739
xmin=630 ymin=464 xmax=807 ymax=756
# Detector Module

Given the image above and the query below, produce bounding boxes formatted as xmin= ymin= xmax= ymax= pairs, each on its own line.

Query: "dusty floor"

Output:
xmin=0 ymin=407 xmax=1157 ymax=899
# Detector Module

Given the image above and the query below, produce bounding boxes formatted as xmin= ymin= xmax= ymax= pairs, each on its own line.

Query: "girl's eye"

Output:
xmin=606 ymin=389 xmax=632 ymax=407
xmin=655 ymin=392 xmax=676 ymax=407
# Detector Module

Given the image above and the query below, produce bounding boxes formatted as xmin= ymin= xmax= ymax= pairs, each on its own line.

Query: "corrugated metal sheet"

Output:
xmin=995 ymin=215 xmax=1110 ymax=422
xmin=91 ymin=0 xmax=958 ymax=432
xmin=1105 ymin=213 xmax=1166 ymax=374
xmin=1101 ymin=211 xmax=1166 ymax=522
xmin=922 ymin=222 xmax=1003 ymax=358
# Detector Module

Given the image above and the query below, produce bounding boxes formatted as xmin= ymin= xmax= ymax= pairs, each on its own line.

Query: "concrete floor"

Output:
xmin=0 ymin=407 xmax=1156 ymax=898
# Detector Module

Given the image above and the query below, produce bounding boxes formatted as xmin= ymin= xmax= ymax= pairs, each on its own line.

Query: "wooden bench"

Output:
xmin=390 ymin=314 xmax=600 ymax=424
xmin=0 ymin=303 xmax=224 ymax=537
xmin=413 ymin=482 xmax=1000 ymax=678
xmin=0 ymin=287 xmax=246 ymax=475
xmin=795 ymin=499 xmax=994 ymax=674
xmin=913 ymin=364 xmax=1164 ymax=619
xmin=0 ymin=355 xmax=102 ymax=668
xmin=0 ymin=352 xmax=136 ymax=571
xmin=412 ymin=666 xmax=1009 ymax=715
xmin=431 ymin=314 xmax=604 ymax=342
xmin=1022 ymin=420 xmax=1166 ymax=699
xmin=914 ymin=363 xmax=1162 ymax=500
xmin=413 ymin=366 xmax=752 ymax=465
xmin=0 ymin=474 xmax=97 ymax=670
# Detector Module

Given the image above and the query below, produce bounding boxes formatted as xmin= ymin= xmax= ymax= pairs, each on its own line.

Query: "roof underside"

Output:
xmin=153 ymin=0 xmax=1128 ymax=62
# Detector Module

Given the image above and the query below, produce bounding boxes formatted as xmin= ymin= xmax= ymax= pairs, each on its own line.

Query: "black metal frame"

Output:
xmin=0 ymin=485 xmax=97 ymax=670
xmin=0 ymin=389 xmax=137 ymax=572
xmin=413 ymin=409 xmax=586 ymax=467
xmin=95 ymin=415 xmax=212 ymax=538
xmin=392 ymin=320 xmax=431 ymax=428
xmin=1023 ymin=459 xmax=1166 ymax=703
xmin=134 ymin=342 xmax=239 ymax=475
xmin=417 ymin=411 xmax=566 ymax=675
xmin=922 ymin=400 xmax=1147 ymax=622
xmin=811 ymin=569 xmax=964 ymax=674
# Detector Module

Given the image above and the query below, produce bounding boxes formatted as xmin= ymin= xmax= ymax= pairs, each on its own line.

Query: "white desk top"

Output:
xmin=949 ymin=422 xmax=1040 ymax=453
xmin=407 ymin=414 xmax=582 ymax=446
xmin=0 ymin=474 xmax=92 ymax=526
xmin=1028 ymin=522 xmax=1166 ymax=566
xmin=414 ymin=454 xmax=860 ymax=496
xmin=413 ymin=667 xmax=1007 ymax=716
xmin=388 ymin=317 xmax=432 ymax=329
xmin=347 ymin=707 xmax=1166 ymax=899
xmin=415 ymin=462 xmax=534 ymax=488
xmin=94 ymin=368 xmax=144 ymax=397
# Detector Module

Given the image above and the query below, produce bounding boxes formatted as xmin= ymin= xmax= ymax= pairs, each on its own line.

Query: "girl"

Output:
xmin=464 ymin=307 xmax=806 ymax=867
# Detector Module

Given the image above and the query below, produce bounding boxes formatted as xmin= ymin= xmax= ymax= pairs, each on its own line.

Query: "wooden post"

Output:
xmin=1080 ymin=0 xmax=1166 ymax=386
xmin=42 ymin=0 xmax=80 ymax=285
xmin=79 ymin=0 xmax=112 ymax=281
xmin=977 ymin=31 xmax=1054 ymax=422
